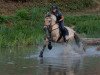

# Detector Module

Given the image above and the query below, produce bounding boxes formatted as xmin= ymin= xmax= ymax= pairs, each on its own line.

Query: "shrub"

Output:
xmin=66 ymin=0 xmax=95 ymax=10
xmin=16 ymin=9 xmax=30 ymax=20
xmin=56 ymin=0 xmax=96 ymax=11
xmin=0 ymin=16 xmax=9 ymax=24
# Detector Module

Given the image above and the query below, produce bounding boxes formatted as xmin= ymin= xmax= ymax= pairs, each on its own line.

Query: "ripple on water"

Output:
xmin=85 ymin=46 xmax=100 ymax=56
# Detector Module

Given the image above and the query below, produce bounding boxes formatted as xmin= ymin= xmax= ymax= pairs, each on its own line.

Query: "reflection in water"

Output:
xmin=38 ymin=57 xmax=82 ymax=75
xmin=0 ymin=46 xmax=100 ymax=75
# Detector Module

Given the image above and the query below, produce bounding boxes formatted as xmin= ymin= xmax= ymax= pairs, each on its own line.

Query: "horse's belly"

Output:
xmin=51 ymin=30 xmax=65 ymax=42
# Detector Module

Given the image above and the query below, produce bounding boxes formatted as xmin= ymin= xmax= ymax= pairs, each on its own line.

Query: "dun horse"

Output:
xmin=39 ymin=13 xmax=82 ymax=57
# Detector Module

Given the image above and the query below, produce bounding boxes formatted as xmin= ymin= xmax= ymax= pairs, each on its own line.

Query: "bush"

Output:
xmin=16 ymin=9 xmax=30 ymax=20
xmin=67 ymin=0 xmax=94 ymax=10
xmin=55 ymin=0 xmax=96 ymax=11
xmin=0 ymin=16 xmax=14 ymax=24
xmin=0 ymin=16 xmax=9 ymax=24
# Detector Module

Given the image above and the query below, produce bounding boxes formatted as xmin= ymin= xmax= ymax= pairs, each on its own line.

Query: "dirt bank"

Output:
xmin=0 ymin=0 xmax=100 ymax=15
xmin=82 ymin=38 xmax=100 ymax=45
xmin=0 ymin=1 xmax=34 ymax=15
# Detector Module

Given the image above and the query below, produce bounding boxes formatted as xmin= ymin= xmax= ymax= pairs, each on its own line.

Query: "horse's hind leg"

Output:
xmin=74 ymin=33 xmax=80 ymax=47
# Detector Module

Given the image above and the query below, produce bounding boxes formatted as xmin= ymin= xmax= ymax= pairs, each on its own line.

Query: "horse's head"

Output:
xmin=44 ymin=14 xmax=52 ymax=27
xmin=44 ymin=13 xmax=57 ymax=28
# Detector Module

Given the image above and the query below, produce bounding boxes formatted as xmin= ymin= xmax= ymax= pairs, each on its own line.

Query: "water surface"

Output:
xmin=0 ymin=43 xmax=100 ymax=75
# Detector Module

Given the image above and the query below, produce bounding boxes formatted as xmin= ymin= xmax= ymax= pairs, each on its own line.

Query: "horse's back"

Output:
xmin=65 ymin=26 xmax=75 ymax=40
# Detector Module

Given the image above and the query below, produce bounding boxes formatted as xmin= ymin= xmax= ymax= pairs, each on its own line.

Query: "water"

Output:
xmin=0 ymin=43 xmax=100 ymax=75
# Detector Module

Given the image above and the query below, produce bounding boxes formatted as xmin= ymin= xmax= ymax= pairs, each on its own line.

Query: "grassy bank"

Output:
xmin=0 ymin=7 xmax=100 ymax=47
xmin=64 ymin=15 xmax=100 ymax=38
xmin=0 ymin=7 xmax=47 ymax=47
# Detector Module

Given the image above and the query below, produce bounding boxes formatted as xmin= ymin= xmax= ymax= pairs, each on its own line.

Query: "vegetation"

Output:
xmin=64 ymin=15 xmax=100 ymax=37
xmin=52 ymin=0 xmax=96 ymax=11
xmin=0 ymin=7 xmax=100 ymax=47
xmin=0 ymin=0 xmax=100 ymax=47
xmin=0 ymin=7 xmax=47 ymax=47
xmin=65 ymin=0 xmax=95 ymax=11
xmin=0 ymin=0 xmax=97 ymax=15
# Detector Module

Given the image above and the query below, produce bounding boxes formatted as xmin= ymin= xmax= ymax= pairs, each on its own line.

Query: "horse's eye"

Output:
xmin=49 ymin=20 xmax=51 ymax=22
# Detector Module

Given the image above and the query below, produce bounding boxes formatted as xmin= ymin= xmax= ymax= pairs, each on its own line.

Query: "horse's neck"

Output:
xmin=51 ymin=14 xmax=56 ymax=21
xmin=50 ymin=15 xmax=60 ymax=41
xmin=51 ymin=20 xmax=56 ymax=25
xmin=51 ymin=14 xmax=57 ymax=25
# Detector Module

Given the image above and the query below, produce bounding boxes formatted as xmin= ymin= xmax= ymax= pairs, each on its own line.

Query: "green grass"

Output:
xmin=0 ymin=7 xmax=48 ymax=47
xmin=0 ymin=7 xmax=100 ymax=47
xmin=64 ymin=15 xmax=100 ymax=37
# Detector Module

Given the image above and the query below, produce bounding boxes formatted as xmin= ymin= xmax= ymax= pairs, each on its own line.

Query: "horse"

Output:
xmin=39 ymin=13 xmax=82 ymax=57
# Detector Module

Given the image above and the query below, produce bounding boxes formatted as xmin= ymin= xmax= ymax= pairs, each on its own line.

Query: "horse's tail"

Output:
xmin=74 ymin=33 xmax=80 ymax=47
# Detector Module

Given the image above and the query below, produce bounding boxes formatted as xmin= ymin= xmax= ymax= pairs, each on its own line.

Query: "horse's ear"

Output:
xmin=44 ymin=13 xmax=47 ymax=18
xmin=47 ymin=12 xmax=50 ymax=15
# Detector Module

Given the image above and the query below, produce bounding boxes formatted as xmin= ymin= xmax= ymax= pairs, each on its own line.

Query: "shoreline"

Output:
xmin=82 ymin=38 xmax=100 ymax=45
xmin=82 ymin=38 xmax=100 ymax=51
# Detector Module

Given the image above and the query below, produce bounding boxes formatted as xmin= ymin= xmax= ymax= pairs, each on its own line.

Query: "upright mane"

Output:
xmin=45 ymin=13 xmax=57 ymax=22
xmin=51 ymin=14 xmax=57 ymax=22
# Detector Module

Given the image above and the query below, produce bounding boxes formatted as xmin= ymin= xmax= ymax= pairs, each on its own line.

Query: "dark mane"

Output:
xmin=45 ymin=12 xmax=51 ymax=18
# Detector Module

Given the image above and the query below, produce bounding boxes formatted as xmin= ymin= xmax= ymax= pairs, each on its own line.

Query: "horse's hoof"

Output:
xmin=39 ymin=51 xmax=43 ymax=58
xmin=48 ymin=44 xmax=52 ymax=50
xmin=39 ymin=54 xmax=43 ymax=58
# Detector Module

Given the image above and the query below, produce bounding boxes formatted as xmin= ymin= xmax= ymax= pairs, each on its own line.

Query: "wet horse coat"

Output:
xmin=45 ymin=14 xmax=76 ymax=42
xmin=39 ymin=14 xmax=81 ymax=57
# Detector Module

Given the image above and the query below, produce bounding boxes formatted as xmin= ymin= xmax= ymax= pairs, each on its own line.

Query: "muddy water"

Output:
xmin=0 ymin=43 xmax=100 ymax=75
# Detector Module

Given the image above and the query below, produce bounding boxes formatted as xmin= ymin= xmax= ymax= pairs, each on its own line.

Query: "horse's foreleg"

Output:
xmin=39 ymin=38 xmax=48 ymax=58
xmin=48 ymin=41 xmax=52 ymax=50
xmin=39 ymin=45 xmax=46 ymax=58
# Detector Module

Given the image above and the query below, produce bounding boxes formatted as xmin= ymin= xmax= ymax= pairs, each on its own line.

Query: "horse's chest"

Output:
xmin=51 ymin=31 xmax=56 ymax=37
xmin=51 ymin=30 xmax=59 ymax=37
